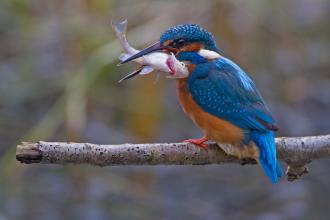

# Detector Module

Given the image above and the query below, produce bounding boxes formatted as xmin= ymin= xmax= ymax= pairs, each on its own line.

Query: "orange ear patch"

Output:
xmin=181 ymin=42 xmax=204 ymax=52
xmin=163 ymin=40 xmax=173 ymax=47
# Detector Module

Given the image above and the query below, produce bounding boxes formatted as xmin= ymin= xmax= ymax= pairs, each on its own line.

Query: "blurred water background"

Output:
xmin=0 ymin=0 xmax=329 ymax=219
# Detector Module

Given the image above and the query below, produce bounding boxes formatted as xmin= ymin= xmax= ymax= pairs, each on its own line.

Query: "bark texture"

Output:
xmin=16 ymin=135 xmax=330 ymax=181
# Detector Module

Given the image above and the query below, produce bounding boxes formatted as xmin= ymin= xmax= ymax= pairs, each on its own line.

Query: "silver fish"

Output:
xmin=111 ymin=20 xmax=188 ymax=82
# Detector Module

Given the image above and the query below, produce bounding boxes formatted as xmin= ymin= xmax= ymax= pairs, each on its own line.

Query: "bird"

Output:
xmin=120 ymin=24 xmax=283 ymax=183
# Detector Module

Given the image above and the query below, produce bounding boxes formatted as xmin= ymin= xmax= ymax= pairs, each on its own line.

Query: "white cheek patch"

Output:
xmin=198 ymin=49 xmax=221 ymax=60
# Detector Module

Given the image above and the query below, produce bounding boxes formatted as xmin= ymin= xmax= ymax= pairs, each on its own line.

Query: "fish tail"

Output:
xmin=250 ymin=131 xmax=282 ymax=183
xmin=111 ymin=19 xmax=127 ymax=39
xmin=111 ymin=19 xmax=139 ymax=58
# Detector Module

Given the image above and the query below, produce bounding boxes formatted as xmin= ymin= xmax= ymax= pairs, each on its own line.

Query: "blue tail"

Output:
xmin=250 ymin=131 xmax=282 ymax=183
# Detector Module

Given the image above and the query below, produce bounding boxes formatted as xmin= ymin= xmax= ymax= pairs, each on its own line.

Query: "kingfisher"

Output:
xmin=120 ymin=24 xmax=282 ymax=183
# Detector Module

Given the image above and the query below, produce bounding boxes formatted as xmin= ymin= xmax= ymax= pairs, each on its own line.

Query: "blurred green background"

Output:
xmin=0 ymin=0 xmax=329 ymax=219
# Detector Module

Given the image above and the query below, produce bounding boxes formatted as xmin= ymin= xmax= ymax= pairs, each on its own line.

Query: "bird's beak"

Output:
xmin=118 ymin=68 xmax=142 ymax=83
xmin=119 ymin=41 xmax=166 ymax=64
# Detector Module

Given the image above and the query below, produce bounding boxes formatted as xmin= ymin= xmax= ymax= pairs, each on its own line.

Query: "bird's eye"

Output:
xmin=173 ymin=39 xmax=185 ymax=48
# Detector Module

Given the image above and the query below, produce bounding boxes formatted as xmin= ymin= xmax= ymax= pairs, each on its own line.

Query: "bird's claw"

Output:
xmin=183 ymin=137 xmax=209 ymax=150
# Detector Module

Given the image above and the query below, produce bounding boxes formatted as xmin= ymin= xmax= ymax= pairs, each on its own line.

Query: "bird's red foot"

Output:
xmin=183 ymin=137 xmax=209 ymax=150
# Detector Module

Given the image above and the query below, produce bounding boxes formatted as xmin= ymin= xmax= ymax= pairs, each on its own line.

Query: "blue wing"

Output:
xmin=186 ymin=56 xmax=282 ymax=182
xmin=187 ymin=57 xmax=277 ymax=133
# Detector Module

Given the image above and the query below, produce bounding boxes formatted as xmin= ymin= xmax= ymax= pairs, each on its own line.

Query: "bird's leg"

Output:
xmin=183 ymin=137 xmax=209 ymax=150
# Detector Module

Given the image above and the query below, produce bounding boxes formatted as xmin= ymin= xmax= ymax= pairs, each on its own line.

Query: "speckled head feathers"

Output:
xmin=160 ymin=24 xmax=219 ymax=52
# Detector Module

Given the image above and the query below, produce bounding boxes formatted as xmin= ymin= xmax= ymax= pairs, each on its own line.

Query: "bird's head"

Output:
xmin=120 ymin=24 xmax=220 ymax=64
xmin=160 ymin=23 xmax=219 ymax=53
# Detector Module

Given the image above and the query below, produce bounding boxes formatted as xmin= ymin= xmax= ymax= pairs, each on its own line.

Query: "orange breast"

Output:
xmin=176 ymin=79 xmax=244 ymax=145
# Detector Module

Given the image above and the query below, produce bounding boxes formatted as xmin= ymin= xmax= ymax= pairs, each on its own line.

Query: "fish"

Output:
xmin=111 ymin=20 xmax=189 ymax=82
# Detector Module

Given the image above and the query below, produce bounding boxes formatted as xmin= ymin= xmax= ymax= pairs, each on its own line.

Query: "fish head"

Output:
xmin=165 ymin=53 xmax=189 ymax=78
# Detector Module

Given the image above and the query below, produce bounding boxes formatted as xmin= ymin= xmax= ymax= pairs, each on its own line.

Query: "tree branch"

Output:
xmin=16 ymin=135 xmax=330 ymax=181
